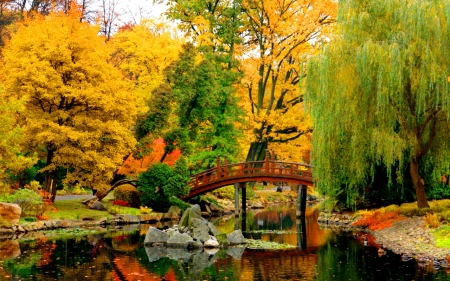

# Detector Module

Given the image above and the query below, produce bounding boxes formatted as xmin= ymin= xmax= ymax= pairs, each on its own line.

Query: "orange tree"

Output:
xmin=0 ymin=8 xmax=136 ymax=201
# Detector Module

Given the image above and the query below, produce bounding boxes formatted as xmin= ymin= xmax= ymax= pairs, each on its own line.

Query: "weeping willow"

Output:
xmin=306 ymin=0 xmax=450 ymax=208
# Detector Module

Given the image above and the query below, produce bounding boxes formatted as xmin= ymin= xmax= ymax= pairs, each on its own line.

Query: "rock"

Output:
xmin=144 ymin=227 xmax=170 ymax=245
xmin=89 ymin=201 xmax=107 ymax=211
xmin=168 ymin=205 xmax=181 ymax=216
xmin=188 ymin=240 xmax=204 ymax=249
xmin=209 ymin=203 xmax=222 ymax=213
xmin=192 ymin=218 xmax=210 ymax=243
xmin=81 ymin=196 xmax=98 ymax=205
xmin=206 ymin=222 xmax=220 ymax=236
xmin=0 ymin=203 xmax=21 ymax=227
xmin=227 ymin=230 xmax=246 ymax=245
xmin=179 ymin=205 xmax=202 ymax=229
xmin=116 ymin=215 xmax=140 ymax=224
xmin=167 ymin=232 xmax=193 ymax=248
xmin=204 ymin=239 xmax=220 ymax=248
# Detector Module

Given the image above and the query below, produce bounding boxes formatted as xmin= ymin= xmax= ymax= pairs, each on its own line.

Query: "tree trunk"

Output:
xmin=50 ymin=171 xmax=58 ymax=203
xmin=246 ymin=141 xmax=267 ymax=162
xmin=410 ymin=159 xmax=429 ymax=208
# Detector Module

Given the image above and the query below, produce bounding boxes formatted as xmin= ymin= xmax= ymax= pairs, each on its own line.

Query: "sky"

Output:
xmin=113 ymin=0 xmax=168 ymax=25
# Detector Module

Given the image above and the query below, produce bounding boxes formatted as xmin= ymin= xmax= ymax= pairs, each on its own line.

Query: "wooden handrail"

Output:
xmin=187 ymin=153 xmax=313 ymax=191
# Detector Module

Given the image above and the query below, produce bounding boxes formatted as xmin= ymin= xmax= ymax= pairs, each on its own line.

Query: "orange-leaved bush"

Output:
xmin=353 ymin=210 xmax=404 ymax=230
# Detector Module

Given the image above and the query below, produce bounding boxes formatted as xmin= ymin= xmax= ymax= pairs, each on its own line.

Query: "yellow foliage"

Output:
xmin=424 ymin=212 xmax=440 ymax=229
xmin=1 ymin=9 xmax=137 ymax=193
xmin=109 ymin=20 xmax=182 ymax=113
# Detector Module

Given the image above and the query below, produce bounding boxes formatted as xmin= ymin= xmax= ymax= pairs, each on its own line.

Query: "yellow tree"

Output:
xmin=238 ymin=0 xmax=336 ymax=162
xmin=1 ymin=8 xmax=136 ymax=201
xmin=0 ymin=93 xmax=36 ymax=179
xmin=109 ymin=20 xmax=182 ymax=114
xmin=167 ymin=0 xmax=336 ymax=162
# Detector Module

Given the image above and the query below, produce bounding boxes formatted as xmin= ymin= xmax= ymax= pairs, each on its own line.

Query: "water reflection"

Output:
xmin=1 ymin=205 xmax=449 ymax=280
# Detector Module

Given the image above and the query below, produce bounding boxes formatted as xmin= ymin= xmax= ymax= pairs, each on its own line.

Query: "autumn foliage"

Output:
xmin=118 ymin=138 xmax=181 ymax=177
xmin=352 ymin=210 xmax=405 ymax=231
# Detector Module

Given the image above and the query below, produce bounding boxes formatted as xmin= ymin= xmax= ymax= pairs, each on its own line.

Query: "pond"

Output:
xmin=1 ymin=205 xmax=449 ymax=281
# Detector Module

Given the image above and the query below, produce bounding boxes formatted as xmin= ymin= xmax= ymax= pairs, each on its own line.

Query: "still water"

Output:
xmin=1 ymin=205 xmax=449 ymax=281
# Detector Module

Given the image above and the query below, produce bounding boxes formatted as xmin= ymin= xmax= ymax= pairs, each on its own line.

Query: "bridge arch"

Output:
xmin=182 ymin=152 xmax=313 ymax=201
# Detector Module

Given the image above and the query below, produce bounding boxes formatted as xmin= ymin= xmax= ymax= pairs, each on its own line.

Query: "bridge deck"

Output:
xmin=183 ymin=151 xmax=313 ymax=200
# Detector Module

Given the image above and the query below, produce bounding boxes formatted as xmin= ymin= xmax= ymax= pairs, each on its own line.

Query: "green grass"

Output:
xmin=432 ymin=225 xmax=450 ymax=249
xmin=17 ymin=198 xmax=146 ymax=223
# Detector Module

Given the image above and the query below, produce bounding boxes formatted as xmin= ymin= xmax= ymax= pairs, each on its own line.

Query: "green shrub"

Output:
xmin=398 ymin=202 xmax=432 ymax=217
xmin=1 ymin=188 xmax=43 ymax=217
xmin=212 ymin=185 xmax=235 ymax=200
xmin=114 ymin=184 xmax=140 ymax=208
xmin=382 ymin=204 xmax=400 ymax=213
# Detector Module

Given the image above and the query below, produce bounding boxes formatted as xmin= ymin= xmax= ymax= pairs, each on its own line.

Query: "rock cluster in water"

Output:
xmin=144 ymin=204 xmax=246 ymax=249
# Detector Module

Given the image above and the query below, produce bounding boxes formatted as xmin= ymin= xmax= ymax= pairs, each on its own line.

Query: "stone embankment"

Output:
xmin=317 ymin=212 xmax=450 ymax=269
xmin=0 ymin=205 xmax=182 ymax=239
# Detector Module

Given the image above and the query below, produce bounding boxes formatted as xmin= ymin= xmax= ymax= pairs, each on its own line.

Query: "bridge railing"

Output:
xmin=188 ymin=153 xmax=312 ymax=189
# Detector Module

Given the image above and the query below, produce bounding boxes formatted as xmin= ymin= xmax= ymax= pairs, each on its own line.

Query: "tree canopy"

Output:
xmin=306 ymin=0 xmax=450 ymax=208
xmin=167 ymin=0 xmax=336 ymax=162
xmin=1 ymin=8 xmax=137 ymax=200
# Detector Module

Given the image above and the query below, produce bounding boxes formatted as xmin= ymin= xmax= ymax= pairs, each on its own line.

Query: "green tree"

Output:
xmin=137 ymin=43 xmax=242 ymax=170
xmin=1 ymin=9 xmax=136 ymax=201
xmin=306 ymin=0 xmax=450 ymax=208
xmin=167 ymin=0 xmax=336 ymax=162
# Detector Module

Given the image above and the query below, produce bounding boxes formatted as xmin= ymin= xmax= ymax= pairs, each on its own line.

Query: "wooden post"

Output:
xmin=296 ymin=184 xmax=307 ymax=217
xmin=224 ymin=156 xmax=228 ymax=178
xmin=240 ymin=182 xmax=247 ymax=212
xmin=234 ymin=183 xmax=239 ymax=217
xmin=265 ymin=149 xmax=270 ymax=173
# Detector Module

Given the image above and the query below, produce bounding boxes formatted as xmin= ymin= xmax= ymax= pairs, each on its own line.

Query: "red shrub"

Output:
xmin=353 ymin=210 xmax=404 ymax=230
xmin=112 ymin=199 xmax=130 ymax=207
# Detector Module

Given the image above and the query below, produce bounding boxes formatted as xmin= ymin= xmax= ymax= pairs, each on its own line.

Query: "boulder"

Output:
xmin=179 ymin=204 xmax=202 ymax=229
xmin=0 ymin=203 xmax=21 ymax=227
xmin=204 ymin=239 xmax=220 ymax=248
xmin=167 ymin=206 xmax=181 ymax=217
xmin=192 ymin=218 xmax=210 ymax=243
xmin=167 ymin=232 xmax=193 ymax=248
xmin=144 ymin=227 xmax=170 ymax=245
xmin=206 ymin=221 xmax=220 ymax=236
xmin=209 ymin=203 xmax=222 ymax=213
xmin=89 ymin=201 xmax=107 ymax=211
xmin=227 ymin=230 xmax=246 ymax=245
xmin=81 ymin=196 xmax=98 ymax=205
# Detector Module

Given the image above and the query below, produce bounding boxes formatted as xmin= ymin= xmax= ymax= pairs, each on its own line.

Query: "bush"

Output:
xmin=398 ymin=202 xmax=432 ymax=217
xmin=114 ymin=184 xmax=140 ymax=207
xmin=424 ymin=212 xmax=440 ymax=228
xmin=353 ymin=210 xmax=404 ymax=230
xmin=212 ymin=185 xmax=235 ymax=200
xmin=1 ymin=188 xmax=43 ymax=217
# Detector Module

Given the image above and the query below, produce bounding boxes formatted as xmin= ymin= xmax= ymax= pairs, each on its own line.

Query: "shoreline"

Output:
xmin=318 ymin=212 xmax=450 ymax=269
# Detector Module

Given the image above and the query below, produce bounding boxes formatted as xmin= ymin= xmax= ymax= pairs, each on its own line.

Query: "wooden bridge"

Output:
xmin=183 ymin=150 xmax=313 ymax=201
